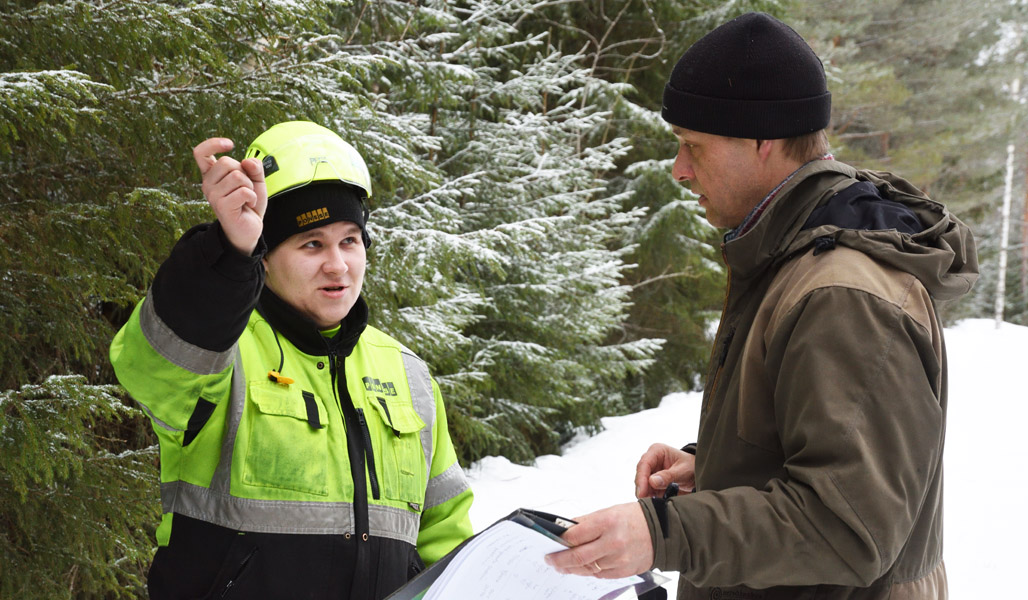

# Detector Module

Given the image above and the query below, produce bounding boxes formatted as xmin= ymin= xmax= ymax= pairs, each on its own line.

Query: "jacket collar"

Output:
xmin=725 ymin=154 xmax=835 ymax=243
xmin=722 ymin=159 xmax=978 ymax=300
xmin=256 ymin=286 xmax=368 ymax=357
xmin=723 ymin=159 xmax=858 ymax=280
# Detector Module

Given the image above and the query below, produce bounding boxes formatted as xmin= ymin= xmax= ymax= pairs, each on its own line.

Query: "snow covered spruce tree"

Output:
xmin=332 ymin=1 xmax=664 ymax=462
xmin=2 ymin=0 xmax=665 ymax=594
xmin=505 ymin=0 xmax=783 ymax=405
xmin=0 ymin=1 xmax=398 ymax=597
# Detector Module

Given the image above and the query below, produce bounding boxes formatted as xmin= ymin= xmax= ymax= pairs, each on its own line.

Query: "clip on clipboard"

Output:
xmin=386 ymin=508 xmax=668 ymax=600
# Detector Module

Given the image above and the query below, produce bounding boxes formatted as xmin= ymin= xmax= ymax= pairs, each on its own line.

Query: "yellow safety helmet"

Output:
xmin=245 ymin=121 xmax=372 ymax=200
xmin=247 ymin=121 xmax=373 ymax=249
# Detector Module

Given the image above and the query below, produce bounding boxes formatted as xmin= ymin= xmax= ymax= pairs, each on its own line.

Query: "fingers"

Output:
xmin=192 ymin=136 xmax=262 ymax=215
xmin=635 ymin=443 xmax=696 ymax=497
xmin=648 ymin=470 xmax=672 ymax=494
xmin=193 ymin=137 xmax=234 ymax=175
xmin=544 ymin=504 xmax=654 ymax=580
xmin=241 ymin=156 xmax=265 ymax=183
xmin=635 ymin=443 xmax=674 ymax=497
xmin=204 ymin=160 xmax=256 ymax=207
xmin=217 ymin=183 xmax=260 ymax=213
xmin=545 ymin=523 xmax=609 ymax=578
xmin=241 ymin=157 xmax=268 ymax=216
xmin=561 ymin=517 xmax=603 ymax=548
xmin=666 ymin=451 xmax=697 ymax=494
xmin=634 ymin=457 xmax=655 ymax=498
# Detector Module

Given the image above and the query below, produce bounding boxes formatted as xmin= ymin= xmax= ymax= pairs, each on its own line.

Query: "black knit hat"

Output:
xmin=262 ymin=182 xmax=369 ymax=251
xmin=662 ymin=12 xmax=831 ymax=139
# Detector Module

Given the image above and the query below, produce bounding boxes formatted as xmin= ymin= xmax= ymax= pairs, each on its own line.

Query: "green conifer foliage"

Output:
xmin=5 ymin=0 xmax=1018 ymax=594
xmin=793 ymin=0 xmax=1026 ymax=323
xmin=1 ymin=376 xmax=157 ymax=598
xmin=3 ymin=0 xmax=672 ymax=591
xmin=0 ymin=1 xmax=385 ymax=596
xmin=330 ymin=1 xmax=667 ymax=461
xmin=503 ymin=0 xmax=786 ymax=405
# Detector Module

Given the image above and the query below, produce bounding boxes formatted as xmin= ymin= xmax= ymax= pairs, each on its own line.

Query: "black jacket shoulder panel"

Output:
xmin=802 ymin=181 xmax=924 ymax=235
xmin=150 ymin=222 xmax=266 ymax=352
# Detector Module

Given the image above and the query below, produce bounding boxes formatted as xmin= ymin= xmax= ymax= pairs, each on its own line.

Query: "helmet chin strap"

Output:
xmin=359 ymin=197 xmax=372 ymax=249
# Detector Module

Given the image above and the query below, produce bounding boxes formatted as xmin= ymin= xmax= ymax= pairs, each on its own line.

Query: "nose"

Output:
xmin=322 ymin=246 xmax=348 ymax=275
xmin=672 ymin=146 xmax=694 ymax=182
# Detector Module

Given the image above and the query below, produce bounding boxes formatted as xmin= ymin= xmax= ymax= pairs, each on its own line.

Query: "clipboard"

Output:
xmin=385 ymin=508 xmax=668 ymax=600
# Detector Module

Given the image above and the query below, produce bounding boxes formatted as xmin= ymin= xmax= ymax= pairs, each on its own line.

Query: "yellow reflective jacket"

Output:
xmin=110 ymin=222 xmax=473 ymax=600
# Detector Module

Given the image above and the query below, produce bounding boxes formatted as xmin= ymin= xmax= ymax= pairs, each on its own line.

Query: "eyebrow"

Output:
xmin=297 ymin=223 xmax=362 ymax=241
xmin=671 ymin=126 xmax=695 ymax=144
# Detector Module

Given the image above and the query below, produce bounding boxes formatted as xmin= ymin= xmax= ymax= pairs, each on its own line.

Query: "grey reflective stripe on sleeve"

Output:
xmin=401 ymin=349 xmax=436 ymax=480
xmin=210 ymin=349 xmax=246 ymax=495
xmin=139 ymin=288 xmax=236 ymax=375
xmin=160 ymin=481 xmax=419 ymax=544
xmin=424 ymin=461 xmax=470 ymax=510
xmin=136 ymin=401 xmax=181 ymax=433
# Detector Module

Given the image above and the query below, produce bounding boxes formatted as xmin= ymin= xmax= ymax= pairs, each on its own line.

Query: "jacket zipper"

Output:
xmin=219 ymin=546 xmax=258 ymax=598
xmin=356 ymin=408 xmax=381 ymax=500
xmin=704 ymin=246 xmax=733 ymax=412
xmin=329 ymin=354 xmax=371 ymax=541
xmin=378 ymin=396 xmax=401 ymax=437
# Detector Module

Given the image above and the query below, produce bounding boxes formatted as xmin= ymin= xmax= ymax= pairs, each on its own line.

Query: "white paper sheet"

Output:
xmin=423 ymin=520 xmax=642 ymax=600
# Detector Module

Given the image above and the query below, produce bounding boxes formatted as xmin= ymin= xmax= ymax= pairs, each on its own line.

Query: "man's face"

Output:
xmin=671 ymin=126 xmax=769 ymax=229
xmin=263 ymin=220 xmax=366 ymax=329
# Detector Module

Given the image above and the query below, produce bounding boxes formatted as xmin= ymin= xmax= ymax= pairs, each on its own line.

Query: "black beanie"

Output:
xmin=662 ymin=12 xmax=831 ymax=139
xmin=262 ymin=182 xmax=369 ymax=251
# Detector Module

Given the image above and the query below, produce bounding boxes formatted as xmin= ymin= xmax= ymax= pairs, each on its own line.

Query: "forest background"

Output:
xmin=1 ymin=0 xmax=1026 ymax=597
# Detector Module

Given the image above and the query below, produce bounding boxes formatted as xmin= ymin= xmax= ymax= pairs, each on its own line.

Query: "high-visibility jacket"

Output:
xmin=109 ymin=222 xmax=473 ymax=599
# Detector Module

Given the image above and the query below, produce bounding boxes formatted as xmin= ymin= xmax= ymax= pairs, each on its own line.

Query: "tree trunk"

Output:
xmin=996 ymin=141 xmax=1014 ymax=328
xmin=1021 ymin=146 xmax=1028 ymax=300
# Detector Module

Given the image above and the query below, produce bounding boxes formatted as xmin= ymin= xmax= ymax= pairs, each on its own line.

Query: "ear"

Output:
xmin=261 ymin=257 xmax=269 ymax=272
xmin=754 ymin=139 xmax=777 ymax=161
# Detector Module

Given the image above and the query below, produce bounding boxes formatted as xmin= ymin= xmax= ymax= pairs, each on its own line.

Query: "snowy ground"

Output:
xmin=465 ymin=319 xmax=1028 ymax=598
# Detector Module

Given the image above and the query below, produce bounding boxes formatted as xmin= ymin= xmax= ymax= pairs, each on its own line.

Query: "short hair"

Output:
xmin=780 ymin=129 xmax=831 ymax=163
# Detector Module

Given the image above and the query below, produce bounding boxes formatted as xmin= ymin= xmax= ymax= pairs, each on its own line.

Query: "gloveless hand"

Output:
xmin=635 ymin=442 xmax=695 ymax=498
xmin=544 ymin=502 xmax=654 ymax=580
xmin=192 ymin=137 xmax=267 ymax=256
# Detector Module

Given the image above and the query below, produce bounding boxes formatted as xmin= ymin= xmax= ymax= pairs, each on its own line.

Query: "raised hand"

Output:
xmin=192 ymin=137 xmax=267 ymax=256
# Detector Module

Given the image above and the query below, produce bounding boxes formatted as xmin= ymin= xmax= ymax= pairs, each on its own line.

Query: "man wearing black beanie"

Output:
xmin=546 ymin=12 xmax=977 ymax=600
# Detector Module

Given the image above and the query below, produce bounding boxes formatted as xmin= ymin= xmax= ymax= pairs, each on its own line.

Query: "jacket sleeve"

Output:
xmin=109 ymin=222 xmax=266 ymax=432
xmin=415 ymin=379 xmax=474 ymax=565
xmin=642 ymin=283 xmax=944 ymax=588
xmin=150 ymin=221 xmax=266 ymax=351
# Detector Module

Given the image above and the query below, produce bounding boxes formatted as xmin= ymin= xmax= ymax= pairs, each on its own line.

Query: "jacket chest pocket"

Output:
xmin=365 ymin=394 xmax=427 ymax=506
xmin=242 ymin=384 xmax=330 ymax=496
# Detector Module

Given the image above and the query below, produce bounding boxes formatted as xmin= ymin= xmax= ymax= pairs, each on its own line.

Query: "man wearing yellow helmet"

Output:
xmin=110 ymin=121 xmax=474 ymax=599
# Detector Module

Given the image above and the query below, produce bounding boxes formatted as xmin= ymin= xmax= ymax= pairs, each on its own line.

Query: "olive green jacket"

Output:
xmin=641 ymin=160 xmax=977 ymax=600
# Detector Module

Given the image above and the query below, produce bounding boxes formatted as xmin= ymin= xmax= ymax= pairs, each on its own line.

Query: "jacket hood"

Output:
xmin=725 ymin=160 xmax=978 ymax=301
